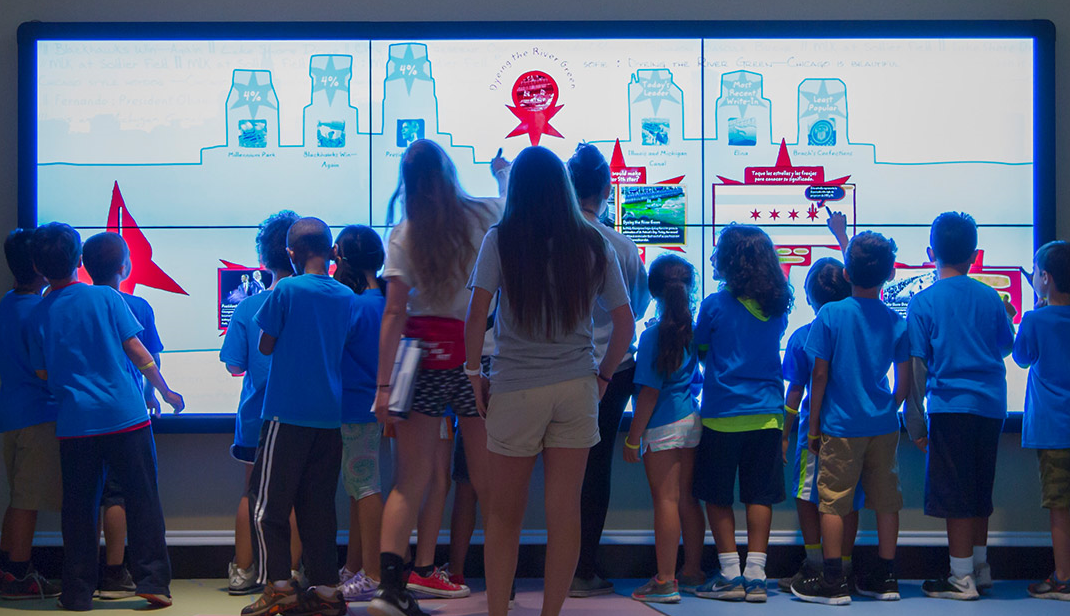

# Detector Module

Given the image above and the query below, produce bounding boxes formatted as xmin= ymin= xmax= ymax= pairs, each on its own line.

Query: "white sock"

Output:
xmin=718 ymin=552 xmax=741 ymax=579
xmin=950 ymin=556 xmax=973 ymax=580
xmin=743 ymin=552 xmax=767 ymax=581
xmin=972 ymin=546 xmax=987 ymax=568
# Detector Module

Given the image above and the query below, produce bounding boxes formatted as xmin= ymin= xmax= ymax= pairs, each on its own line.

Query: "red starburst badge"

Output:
xmin=506 ymin=71 xmax=564 ymax=146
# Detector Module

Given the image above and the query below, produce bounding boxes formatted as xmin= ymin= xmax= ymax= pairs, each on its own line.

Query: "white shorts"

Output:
xmin=642 ymin=412 xmax=702 ymax=454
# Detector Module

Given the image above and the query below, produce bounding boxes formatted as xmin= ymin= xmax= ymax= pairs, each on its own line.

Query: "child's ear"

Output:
xmin=926 ymin=247 xmax=934 ymax=263
xmin=967 ymin=249 xmax=979 ymax=266
xmin=331 ymin=244 xmax=340 ymax=261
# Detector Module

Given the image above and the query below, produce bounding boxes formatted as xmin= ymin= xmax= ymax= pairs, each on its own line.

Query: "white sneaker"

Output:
xmin=974 ymin=562 xmax=993 ymax=590
xmin=227 ymin=561 xmax=262 ymax=595
xmin=338 ymin=570 xmax=379 ymax=602
xmin=291 ymin=567 xmax=309 ymax=590
xmin=339 ymin=566 xmax=357 ymax=584
xmin=922 ymin=573 xmax=980 ymax=600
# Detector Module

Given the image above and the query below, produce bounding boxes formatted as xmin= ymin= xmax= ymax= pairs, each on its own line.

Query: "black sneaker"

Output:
xmin=778 ymin=560 xmax=820 ymax=593
xmin=368 ymin=586 xmax=427 ymax=616
xmin=569 ymin=574 xmax=614 ymax=597
xmin=97 ymin=565 xmax=136 ymax=599
xmin=922 ymin=573 xmax=979 ymax=600
xmin=289 ymin=587 xmax=346 ymax=616
xmin=855 ymin=570 xmax=900 ymax=601
xmin=0 ymin=566 xmax=62 ymax=600
xmin=791 ymin=570 xmax=851 ymax=606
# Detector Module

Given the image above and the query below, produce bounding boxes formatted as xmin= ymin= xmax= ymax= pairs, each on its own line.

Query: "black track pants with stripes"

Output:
xmin=247 ymin=420 xmax=343 ymax=586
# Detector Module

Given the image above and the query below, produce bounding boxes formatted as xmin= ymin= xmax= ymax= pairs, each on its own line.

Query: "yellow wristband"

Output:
xmin=138 ymin=360 xmax=156 ymax=372
xmin=784 ymin=405 xmax=799 ymax=416
xmin=808 ymin=433 xmax=820 ymax=442
xmin=624 ymin=438 xmax=641 ymax=450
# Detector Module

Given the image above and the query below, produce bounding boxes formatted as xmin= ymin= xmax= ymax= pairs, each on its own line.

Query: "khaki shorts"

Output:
xmin=486 ymin=376 xmax=600 ymax=457
xmin=817 ymin=431 xmax=902 ymax=516
xmin=1038 ymin=449 xmax=1070 ymax=510
xmin=3 ymin=422 xmax=62 ymax=511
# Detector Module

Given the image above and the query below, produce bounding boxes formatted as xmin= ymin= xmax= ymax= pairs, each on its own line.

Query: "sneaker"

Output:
xmin=291 ymin=568 xmax=309 ymax=591
xmin=97 ymin=565 xmax=136 ymax=599
xmin=369 ymin=586 xmax=427 ymax=616
xmin=694 ymin=573 xmax=746 ymax=601
xmin=0 ymin=567 xmax=62 ymax=600
xmin=338 ymin=570 xmax=379 ymax=602
xmin=778 ymin=560 xmax=820 ymax=593
xmin=229 ymin=562 xmax=264 ymax=596
xmin=407 ymin=567 xmax=470 ymax=598
xmin=289 ymin=587 xmax=346 ymax=616
xmin=568 ymin=574 xmax=614 ymax=598
xmin=744 ymin=578 xmax=767 ymax=603
xmin=242 ymin=582 xmax=299 ymax=616
xmin=631 ymin=577 xmax=680 ymax=604
xmin=922 ymin=573 xmax=979 ymax=600
xmin=138 ymin=593 xmax=173 ymax=608
xmin=677 ymin=572 xmax=706 ymax=595
xmin=855 ymin=570 xmax=900 ymax=601
xmin=509 ymin=579 xmax=516 ymax=610
xmin=790 ymin=571 xmax=851 ymax=606
xmin=1027 ymin=574 xmax=1070 ymax=601
xmin=338 ymin=567 xmax=357 ymax=585
xmin=974 ymin=562 xmax=993 ymax=591
xmin=442 ymin=563 xmax=465 ymax=587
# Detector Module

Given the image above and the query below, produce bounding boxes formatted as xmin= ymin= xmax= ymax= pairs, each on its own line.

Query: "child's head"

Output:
xmin=4 ymin=229 xmax=44 ymax=289
xmin=845 ymin=231 xmax=897 ymax=290
xmin=714 ymin=224 xmax=793 ymax=317
xmin=804 ymin=257 xmax=851 ymax=311
xmin=285 ymin=217 xmax=333 ymax=274
xmin=1034 ymin=240 xmax=1070 ymax=299
xmin=31 ymin=222 xmax=82 ymax=282
xmin=82 ymin=232 xmax=130 ymax=285
xmin=928 ymin=211 xmax=978 ymax=267
xmin=648 ymin=253 xmax=696 ymax=375
xmin=333 ymin=225 xmax=385 ymax=294
xmin=566 ymin=143 xmax=612 ymax=206
xmin=256 ymin=210 xmax=300 ymax=275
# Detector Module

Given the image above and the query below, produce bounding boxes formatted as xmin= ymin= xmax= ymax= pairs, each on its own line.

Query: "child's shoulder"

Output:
xmin=788 ymin=321 xmax=813 ymax=345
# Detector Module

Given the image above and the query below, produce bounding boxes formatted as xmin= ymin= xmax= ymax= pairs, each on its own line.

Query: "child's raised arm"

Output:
xmin=807 ymin=358 xmax=830 ymax=454
xmin=122 ymin=336 xmax=183 ymax=414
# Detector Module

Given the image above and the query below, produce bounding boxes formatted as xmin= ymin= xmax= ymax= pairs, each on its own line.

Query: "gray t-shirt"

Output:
xmin=589 ymin=219 xmax=650 ymax=368
xmin=469 ymin=227 xmax=630 ymax=394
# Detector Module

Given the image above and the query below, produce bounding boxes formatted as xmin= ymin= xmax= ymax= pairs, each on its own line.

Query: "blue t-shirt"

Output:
xmin=219 ymin=291 xmax=271 ymax=449
xmin=120 ymin=292 xmax=164 ymax=396
xmin=806 ymin=297 xmax=909 ymax=437
xmin=907 ymin=275 xmax=1014 ymax=418
xmin=255 ymin=274 xmax=370 ymax=429
xmin=694 ymin=290 xmax=787 ymax=419
xmin=27 ymin=283 xmax=148 ymax=438
xmin=782 ymin=322 xmax=814 ymax=451
xmin=633 ymin=322 xmax=700 ymax=430
xmin=0 ymin=291 xmax=58 ymax=431
xmin=341 ymin=288 xmax=385 ymax=424
xmin=1013 ymin=305 xmax=1070 ymax=449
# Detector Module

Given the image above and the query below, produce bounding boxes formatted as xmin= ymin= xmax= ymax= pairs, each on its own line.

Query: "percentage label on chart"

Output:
xmin=399 ymin=64 xmax=418 ymax=76
xmin=321 ymin=75 xmax=339 ymax=87
xmin=243 ymin=90 xmax=262 ymax=101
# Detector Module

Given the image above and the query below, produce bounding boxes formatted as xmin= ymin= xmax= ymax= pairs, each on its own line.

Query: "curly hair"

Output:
xmin=845 ymin=231 xmax=898 ymax=289
xmin=256 ymin=210 xmax=299 ymax=274
xmin=648 ymin=254 xmax=696 ymax=376
xmin=804 ymin=257 xmax=851 ymax=310
xmin=714 ymin=224 xmax=793 ymax=318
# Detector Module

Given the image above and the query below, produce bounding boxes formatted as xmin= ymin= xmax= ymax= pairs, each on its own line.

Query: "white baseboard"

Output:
xmin=32 ymin=529 xmax=1053 ymax=548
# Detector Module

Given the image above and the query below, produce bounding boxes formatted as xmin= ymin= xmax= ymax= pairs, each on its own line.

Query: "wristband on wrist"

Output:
xmin=808 ymin=433 xmax=820 ymax=442
xmin=463 ymin=364 xmax=482 ymax=377
xmin=784 ymin=405 xmax=799 ymax=415
xmin=624 ymin=438 xmax=641 ymax=450
xmin=597 ymin=372 xmax=612 ymax=384
xmin=377 ymin=384 xmax=390 ymax=389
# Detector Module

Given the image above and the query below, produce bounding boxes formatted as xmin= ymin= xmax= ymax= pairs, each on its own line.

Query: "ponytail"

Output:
xmin=648 ymin=254 xmax=696 ymax=376
xmin=333 ymin=225 xmax=386 ymax=295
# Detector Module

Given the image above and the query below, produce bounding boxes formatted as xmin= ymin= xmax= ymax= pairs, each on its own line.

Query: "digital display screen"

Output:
xmin=21 ymin=23 xmax=1052 ymax=419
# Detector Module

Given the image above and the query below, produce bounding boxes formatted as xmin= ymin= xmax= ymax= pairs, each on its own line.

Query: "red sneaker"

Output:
xmin=407 ymin=568 xmax=470 ymax=598
xmin=443 ymin=564 xmax=465 ymax=587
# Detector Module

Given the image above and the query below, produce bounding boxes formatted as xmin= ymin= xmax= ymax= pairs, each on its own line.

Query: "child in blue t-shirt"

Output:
xmin=692 ymin=225 xmax=791 ymax=602
xmin=218 ymin=210 xmax=301 ymax=596
xmin=792 ymin=232 xmax=909 ymax=606
xmin=903 ymin=212 xmax=1015 ymax=600
xmin=332 ymin=225 xmax=388 ymax=602
xmin=1013 ymin=240 xmax=1070 ymax=601
xmin=243 ymin=217 xmax=378 ymax=616
xmin=26 ymin=223 xmax=183 ymax=611
xmin=82 ymin=231 xmax=170 ymax=598
xmin=0 ymin=229 xmax=61 ymax=599
xmin=622 ymin=254 xmax=705 ymax=604
xmin=779 ymin=257 xmax=864 ymax=592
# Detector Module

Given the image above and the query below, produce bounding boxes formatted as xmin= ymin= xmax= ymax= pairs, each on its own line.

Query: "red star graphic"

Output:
xmin=807 ymin=204 xmax=821 ymax=220
xmin=769 ymin=209 xmax=781 ymax=220
xmin=750 ymin=209 xmax=761 ymax=220
xmin=788 ymin=210 xmax=800 ymax=220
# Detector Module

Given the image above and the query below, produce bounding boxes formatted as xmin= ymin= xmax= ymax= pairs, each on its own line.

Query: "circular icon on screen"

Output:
xmin=511 ymin=71 xmax=558 ymax=112
xmin=808 ymin=120 xmax=836 ymax=146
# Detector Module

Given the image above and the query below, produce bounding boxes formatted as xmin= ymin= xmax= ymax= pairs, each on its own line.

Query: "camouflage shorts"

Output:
xmin=1038 ymin=449 xmax=1070 ymax=510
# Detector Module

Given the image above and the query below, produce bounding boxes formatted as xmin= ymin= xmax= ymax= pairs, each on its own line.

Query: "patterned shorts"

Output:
xmin=1038 ymin=449 xmax=1070 ymax=510
xmin=410 ymin=365 xmax=481 ymax=418
xmin=341 ymin=423 xmax=382 ymax=501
